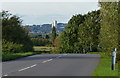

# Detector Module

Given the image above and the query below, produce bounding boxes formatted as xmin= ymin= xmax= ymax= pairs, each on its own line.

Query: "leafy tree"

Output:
xmin=51 ymin=26 xmax=57 ymax=44
xmin=59 ymin=10 xmax=100 ymax=53
xmin=78 ymin=10 xmax=100 ymax=52
xmin=59 ymin=14 xmax=85 ymax=53
xmin=2 ymin=11 xmax=33 ymax=52
xmin=99 ymin=2 xmax=119 ymax=53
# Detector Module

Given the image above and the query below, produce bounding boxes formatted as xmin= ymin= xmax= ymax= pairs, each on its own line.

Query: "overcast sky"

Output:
xmin=2 ymin=2 xmax=100 ymax=25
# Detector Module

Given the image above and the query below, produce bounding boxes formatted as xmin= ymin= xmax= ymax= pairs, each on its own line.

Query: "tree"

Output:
xmin=99 ymin=2 xmax=119 ymax=53
xmin=59 ymin=14 xmax=85 ymax=53
xmin=2 ymin=11 xmax=33 ymax=52
xmin=78 ymin=10 xmax=100 ymax=52
xmin=59 ymin=10 xmax=101 ymax=53
xmin=51 ymin=26 xmax=57 ymax=44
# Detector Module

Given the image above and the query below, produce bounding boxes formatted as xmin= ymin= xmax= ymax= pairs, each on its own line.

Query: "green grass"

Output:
xmin=2 ymin=52 xmax=39 ymax=61
xmin=88 ymin=52 xmax=118 ymax=76
xmin=33 ymin=46 xmax=53 ymax=52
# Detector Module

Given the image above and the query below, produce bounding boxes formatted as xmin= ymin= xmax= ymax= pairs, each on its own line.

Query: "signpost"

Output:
xmin=112 ymin=48 xmax=117 ymax=70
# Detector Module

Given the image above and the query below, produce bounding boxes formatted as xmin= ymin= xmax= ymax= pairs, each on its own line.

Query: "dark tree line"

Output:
xmin=31 ymin=38 xmax=52 ymax=46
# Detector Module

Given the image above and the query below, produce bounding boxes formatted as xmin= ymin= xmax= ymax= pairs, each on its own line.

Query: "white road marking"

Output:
xmin=18 ymin=67 xmax=30 ymax=71
xmin=3 ymin=74 xmax=8 ymax=76
xmin=18 ymin=64 xmax=37 ymax=72
xmin=42 ymin=59 xmax=53 ymax=63
xmin=30 ymin=64 xmax=37 ymax=68
xmin=42 ymin=60 xmax=48 ymax=63
xmin=29 ymin=55 xmax=43 ymax=57
xmin=47 ymin=59 xmax=53 ymax=61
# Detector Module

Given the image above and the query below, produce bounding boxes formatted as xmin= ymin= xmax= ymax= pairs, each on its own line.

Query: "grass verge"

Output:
xmin=2 ymin=52 xmax=40 ymax=61
xmin=88 ymin=52 xmax=118 ymax=76
xmin=2 ymin=46 xmax=55 ymax=62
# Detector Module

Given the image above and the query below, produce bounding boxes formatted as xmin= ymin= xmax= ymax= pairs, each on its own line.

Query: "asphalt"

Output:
xmin=2 ymin=54 xmax=100 ymax=76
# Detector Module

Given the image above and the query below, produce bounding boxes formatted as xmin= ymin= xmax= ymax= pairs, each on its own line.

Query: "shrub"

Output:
xmin=2 ymin=39 xmax=24 ymax=53
xmin=53 ymin=36 xmax=61 ymax=47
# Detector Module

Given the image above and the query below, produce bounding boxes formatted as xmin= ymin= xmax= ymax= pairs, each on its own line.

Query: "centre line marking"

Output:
xmin=42 ymin=59 xmax=53 ymax=63
xmin=3 ymin=74 xmax=8 ymax=76
xmin=18 ymin=64 xmax=37 ymax=72
xmin=30 ymin=64 xmax=37 ymax=68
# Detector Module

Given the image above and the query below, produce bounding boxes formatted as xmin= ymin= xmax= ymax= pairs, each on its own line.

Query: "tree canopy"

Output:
xmin=59 ymin=10 xmax=100 ymax=53
xmin=99 ymin=2 xmax=119 ymax=52
xmin=2 ymin=11 xmax=33 ymax=52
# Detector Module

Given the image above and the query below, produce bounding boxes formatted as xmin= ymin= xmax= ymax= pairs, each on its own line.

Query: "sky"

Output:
xmin=2 ymin=2 xmax=100 ymax=25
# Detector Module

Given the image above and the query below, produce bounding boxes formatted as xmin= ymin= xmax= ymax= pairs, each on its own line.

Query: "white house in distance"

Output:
xmin=52 ymin=20 xmax=57 ymax=28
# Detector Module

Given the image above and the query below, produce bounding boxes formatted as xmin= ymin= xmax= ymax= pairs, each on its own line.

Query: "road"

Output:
xmin=2 ymin=54 xmax=100 ymax=76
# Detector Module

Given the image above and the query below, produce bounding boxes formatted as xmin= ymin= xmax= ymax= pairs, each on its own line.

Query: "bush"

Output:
xmin=2 ymin=39 xmax=24 ymax=53
xmin=53 ymin=36 xmax=61 ymax=47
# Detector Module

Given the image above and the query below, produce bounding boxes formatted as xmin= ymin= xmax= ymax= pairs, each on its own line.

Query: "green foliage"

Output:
xmin=33 ymin=46 xmax=53 ymax=52
xmin=78 ymin=10 xmax=100 ymax=52
xmin=2 ymin=39 xmax=23 ymax=53
xmin=118 ymin=1 xmax=120 ymax=62
xmin=53 ymin=36 xmax=61 ymax=48
xmin=117 ymin=51 xmax=120 ymax=62
xmin=31 ymin=38 xmax=52 ymax=46
xmin=51 ymin=26 xmax=57 ymax=44
xmin=59 ymin=11 xmax=100 ymax=53
xmin=99 ymin=2 xmax=119 ymax=52
xmin=2 ymin=11 xmax=33 ymax=52
xmin=59 ymin=14 xmax=84 ymax=53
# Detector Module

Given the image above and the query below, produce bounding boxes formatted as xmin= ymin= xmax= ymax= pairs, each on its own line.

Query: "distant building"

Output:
xmin=52 ymin=20 xmax=57 ymax=28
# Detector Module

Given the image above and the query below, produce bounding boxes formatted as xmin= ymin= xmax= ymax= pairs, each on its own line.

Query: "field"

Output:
xmin=33 ymin=46 xmax=53 ymax=52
